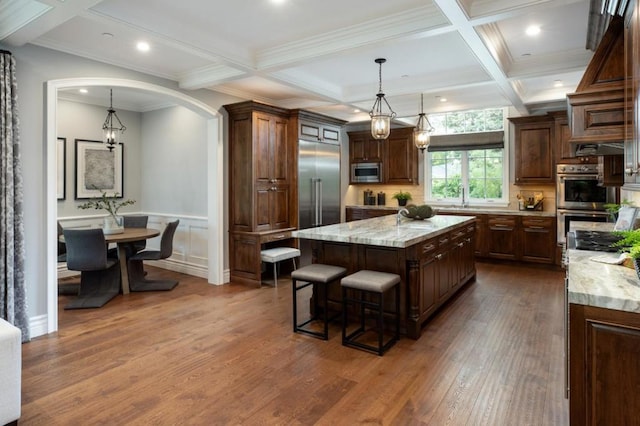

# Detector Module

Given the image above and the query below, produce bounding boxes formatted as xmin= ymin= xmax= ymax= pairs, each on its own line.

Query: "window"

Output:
xmin=425 ymin=108 xmax=507 ymax=206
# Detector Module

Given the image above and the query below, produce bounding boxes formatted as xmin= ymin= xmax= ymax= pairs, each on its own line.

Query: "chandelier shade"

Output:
xmin=102 ymin=89 xmax=126 ymax=151
xmin=414 ymin=93 xmax=434 ymax=152
xmin=369 ymin=58 xmax=396 ymax=140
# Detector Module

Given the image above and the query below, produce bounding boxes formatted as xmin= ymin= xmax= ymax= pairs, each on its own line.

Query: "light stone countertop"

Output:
xmin=346 ymin=205 xmax=556 ymax=217
xmin=292 ymin=214 xmax=475 ymax=249
xmin=567 ymin=221 xmax=640 ymax=314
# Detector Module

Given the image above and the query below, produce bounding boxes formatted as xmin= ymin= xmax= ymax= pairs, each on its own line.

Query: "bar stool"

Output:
xmin=260 ymin=247 xmax=301 ymax=287
xmin=291 ymin=263 xmax=347 ymax=340
xmin=341 ymin=270 xmax=401 ymax=356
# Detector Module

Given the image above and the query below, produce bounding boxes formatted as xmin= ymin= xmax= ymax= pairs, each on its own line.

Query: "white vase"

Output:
xmin=103 ymin=215 xmax=124 ymax=235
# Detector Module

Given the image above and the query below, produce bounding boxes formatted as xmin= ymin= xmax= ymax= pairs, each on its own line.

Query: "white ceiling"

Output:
xmin=2 ymin=0 xmax=595 ymax=123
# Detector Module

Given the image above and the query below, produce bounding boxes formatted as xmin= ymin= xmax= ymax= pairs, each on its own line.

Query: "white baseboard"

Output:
xmin=29 ymin=315 xmax=49 ymax=339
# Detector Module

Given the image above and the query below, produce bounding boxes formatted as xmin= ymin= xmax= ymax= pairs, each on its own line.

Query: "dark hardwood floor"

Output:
xmin=22 ymin=262 xmax=568 ymax=425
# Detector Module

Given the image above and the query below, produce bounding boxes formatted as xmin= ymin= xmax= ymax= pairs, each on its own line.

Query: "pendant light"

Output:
xmin=414 ymin=93 xmax=434 ymax=153
xmin=102 ymin=89 xmax=126 ymax=151
xmin=369 ymin=58 xmax=396 ymax=140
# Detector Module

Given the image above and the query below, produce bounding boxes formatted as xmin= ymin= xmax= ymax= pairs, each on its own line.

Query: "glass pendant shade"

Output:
xmin=102 ymin=89 xmax=126 ymax=151
xmin=413 ymin=94 xmax=433 ymax=152
xmin=369 ymin=58 xmax=396 ymax=140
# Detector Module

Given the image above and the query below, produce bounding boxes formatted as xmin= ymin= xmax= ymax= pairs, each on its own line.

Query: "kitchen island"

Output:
xmin=292 ymin=214 xmax=476 ymax=339
xmin=565 ymin=224 xmax=640 ymax=425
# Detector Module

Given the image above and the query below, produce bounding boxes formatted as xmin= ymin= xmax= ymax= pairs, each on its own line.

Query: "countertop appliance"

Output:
xmin=556 ymin=163 xmax=617 ymax=244
xmin=298 ymin=137 xmax=341 ymax=265
xmin=566 ymin=230 xmax=622 ymax=252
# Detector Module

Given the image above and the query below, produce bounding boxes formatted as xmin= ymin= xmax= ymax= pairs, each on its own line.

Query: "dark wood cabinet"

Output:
xmin=225 ymin=101 xmax=297 ymax=286
xmin=510 ymin=115 xmax=555 ymax=184
xmin=418 ymin=238 xmax=438 ymax=319
xmin=520 ymin=217 xmax=555 ymax=263
xmin=486 ymin=215 xmax=518 ymax=260
xmin=569 ymin=303 xmax=640 ymax=425
xmin=345 ymin=207 xmax=396 ymax=222
xmin=624 ymin=1 xmax=640 ymax=188
xmin=384 ymin=127 xmax=418 ymax=185
xmin=348 ymin=127 xmax=418 ymax=184
xmin=349 ymin=132 xmax=383 ymax=163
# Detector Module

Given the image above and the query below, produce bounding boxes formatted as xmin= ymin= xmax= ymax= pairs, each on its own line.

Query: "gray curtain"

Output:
xmin=0 ymin=50 xmax=29 ymax=342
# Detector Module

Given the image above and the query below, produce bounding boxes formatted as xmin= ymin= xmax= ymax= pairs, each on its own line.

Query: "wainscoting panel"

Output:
xmin=58 ymin=212 xmax=212 ymax=280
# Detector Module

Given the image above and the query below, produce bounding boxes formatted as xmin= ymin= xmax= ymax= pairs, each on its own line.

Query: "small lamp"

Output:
xmin=102 ymin=89 xmax=126 ymax=151
xmin=369 ymin=58 xmax=396 ymax=140
xmin=414 ymin=93 xmax=433 ymax=152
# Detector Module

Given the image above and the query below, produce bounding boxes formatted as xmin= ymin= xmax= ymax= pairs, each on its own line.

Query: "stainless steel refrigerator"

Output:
xmin=298 ymin=138 xmax=341 ymax=265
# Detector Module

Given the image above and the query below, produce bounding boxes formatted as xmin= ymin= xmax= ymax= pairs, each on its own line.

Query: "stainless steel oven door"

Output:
xmin=556 ymin=209 xmax=611 ymax=243
xmin=556 ymin=174 xmax=615 ymax=210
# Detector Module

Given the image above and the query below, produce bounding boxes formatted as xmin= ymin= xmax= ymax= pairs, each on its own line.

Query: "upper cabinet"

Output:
xmin=225 ymin=101 xmax=294 ymax=233
xmin=624 ymin=1 xmax=640 ymax=188
xmin=567 ymin=17 xmax=626 ymax=145
xmin=509 ymin=115 xmax=556 ymax=184
xmin=348 ymin=127 xmax=418 ymax=185
xmin=290 ymin=109 xmax=345 ymax=144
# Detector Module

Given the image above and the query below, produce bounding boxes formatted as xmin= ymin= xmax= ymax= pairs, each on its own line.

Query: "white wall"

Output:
xmin=57 ymin=100 xmax=142 ymax=217
xmin=141 ymin=106 xmax=207 ymax=216
xmin=1 ymin=42 xmax=243 ymax=334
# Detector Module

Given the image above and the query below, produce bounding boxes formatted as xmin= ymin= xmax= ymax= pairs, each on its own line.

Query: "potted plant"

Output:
xmin=604 ymin=199 xmax=634 ymax=222
xmin=78 ymin=190 xmax=136 ymax=234
xmin=392 ymin=191 xmax=412 ymax=207
xmin=612 ymin=229 xmax=640 ymax=277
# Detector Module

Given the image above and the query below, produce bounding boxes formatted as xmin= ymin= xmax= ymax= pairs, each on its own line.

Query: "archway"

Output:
xmin=45 ymin=78 xmax=225 ymax=333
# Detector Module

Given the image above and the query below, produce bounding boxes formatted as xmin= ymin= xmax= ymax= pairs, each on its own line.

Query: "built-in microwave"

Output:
xmin=351 ymin=162 xmax=381 ymax=183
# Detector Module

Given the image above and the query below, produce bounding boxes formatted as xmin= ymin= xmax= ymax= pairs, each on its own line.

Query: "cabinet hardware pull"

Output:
xmin=458 ymin=242 xmax=464 ymax=247
xmin=527 ymin=226 xmax=544 ymax=230
xmin=274 ymin=235 xmax=285 ymax=239
xmin=435 ymin=254 xmax=443 ymax=260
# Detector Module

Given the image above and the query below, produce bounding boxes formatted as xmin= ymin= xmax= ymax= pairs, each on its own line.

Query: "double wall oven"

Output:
xmin=556 ymin=163 xmax=617 ymax=243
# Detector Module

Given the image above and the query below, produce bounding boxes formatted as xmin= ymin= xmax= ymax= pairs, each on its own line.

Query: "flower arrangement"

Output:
xmin=78 ymin=190 xmax=136 ymax=220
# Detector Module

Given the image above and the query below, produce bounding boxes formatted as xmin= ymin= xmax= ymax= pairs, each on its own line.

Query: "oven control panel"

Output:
xmin=557 ymin=164 xmax=599 ymax=174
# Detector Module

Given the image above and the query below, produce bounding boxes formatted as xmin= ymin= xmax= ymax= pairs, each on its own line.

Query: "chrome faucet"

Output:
xmin=397 ymin=208 xmax=409 ymax=225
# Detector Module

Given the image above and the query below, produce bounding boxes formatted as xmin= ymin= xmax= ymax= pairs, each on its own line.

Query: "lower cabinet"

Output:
xmin=486 ymin=216 xmax=518 ymax=260
xmin=345 ymin=207 xmax=396 ymax=221
xmin=520 ymin=217 xmax=556 ymax=263
xmin=569 ymin=304 xmax=640 ymax=425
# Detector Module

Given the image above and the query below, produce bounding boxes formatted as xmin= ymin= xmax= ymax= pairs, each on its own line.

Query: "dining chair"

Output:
xmin=62 ymin=228 xmax=121 ymax=309
xmin=57 ymin=221 xmax=67 ymax=262
xmin=127 ymin=220 xmax=180 ymax=291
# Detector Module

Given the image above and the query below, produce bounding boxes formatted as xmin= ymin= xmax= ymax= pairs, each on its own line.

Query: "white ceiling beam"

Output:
xmin=433 ymin=0 xmax=529 ymax=114
xmin=2 ymin=0 xmax=104 ymax=46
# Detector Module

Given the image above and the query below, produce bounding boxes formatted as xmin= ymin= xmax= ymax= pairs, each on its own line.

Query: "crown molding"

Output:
xmin=0 ymin=0 xmax=52 ymax=43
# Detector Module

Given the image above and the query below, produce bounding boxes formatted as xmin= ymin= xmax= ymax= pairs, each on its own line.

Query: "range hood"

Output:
xmin=573 ymin=142 xmax=624 ymax=156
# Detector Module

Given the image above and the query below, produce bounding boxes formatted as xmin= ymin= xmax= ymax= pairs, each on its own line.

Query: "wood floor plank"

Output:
xmin=20 ymin=262 xmax=569 ymax=425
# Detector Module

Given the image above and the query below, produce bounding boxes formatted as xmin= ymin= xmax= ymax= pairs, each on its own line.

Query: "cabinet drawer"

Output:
xmin=420 ymin=239 xmax=438 ymax=256
xmin=488 ymin=216 xmax=517 ymax=228
xmin=261 ymin=231 xmax=292 ymax=243
xmin=522 ymin=217 xmax=554 ymax=229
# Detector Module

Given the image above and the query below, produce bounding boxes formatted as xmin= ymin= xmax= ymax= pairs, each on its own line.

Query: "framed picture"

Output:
xmin=57 ymin=137 xmax=66 ymax=200
xmin=75 ymin=139 xmax=124 ymax=199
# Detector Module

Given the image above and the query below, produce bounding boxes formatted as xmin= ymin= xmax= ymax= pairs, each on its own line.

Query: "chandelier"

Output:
xmin=414 ymin=93 xmax=434 ymax=152
xmin=102 ymin=89 xmax=126 ymax=151
xmin=369 ymin=58 xmax=396 ymax=140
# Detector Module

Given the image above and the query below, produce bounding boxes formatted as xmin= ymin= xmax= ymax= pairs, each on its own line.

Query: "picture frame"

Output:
xmin=57 ymin=137 xmax=66 ymax=200
xmin=75 ymin=139 xmax=124 ymax=199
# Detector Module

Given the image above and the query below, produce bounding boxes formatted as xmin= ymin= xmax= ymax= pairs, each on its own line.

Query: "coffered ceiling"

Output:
xmin=2 ymin=0 xmax=594 ymax=123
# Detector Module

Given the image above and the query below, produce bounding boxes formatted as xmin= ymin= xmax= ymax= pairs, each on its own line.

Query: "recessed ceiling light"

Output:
xmin=554 ymin=80 xmax=563 ymax=88
xmin=353 ymin=109 xmax=361 ymax=113
xmin=78 ymin=89 xmax=88 ymax=94
xmin=270 ymin=0 xmax=286 ymax=4
xmin=439 ymin=97 xmax=447 ymax=103
xmin=136 ymin=41 xmax=150 ymax=52
xmin=526 ymin=25 xmax=541 ymax=36
xmin=102 ymin=32 xmax=114 ymax=38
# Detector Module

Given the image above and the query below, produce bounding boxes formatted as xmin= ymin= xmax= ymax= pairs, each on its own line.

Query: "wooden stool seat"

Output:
xmin=341 ymin=270 xmax=401 ymax=356
xmin=260 ymin=247 xmax=300 ymax=287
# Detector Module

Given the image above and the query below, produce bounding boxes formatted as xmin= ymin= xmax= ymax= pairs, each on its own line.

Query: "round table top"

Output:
xmin=103 ymin=228 xmax=160 ymax=243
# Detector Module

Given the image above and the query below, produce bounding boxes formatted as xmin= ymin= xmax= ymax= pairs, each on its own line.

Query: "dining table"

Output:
xmin=104 ymin=228 xmax=160 ymax=294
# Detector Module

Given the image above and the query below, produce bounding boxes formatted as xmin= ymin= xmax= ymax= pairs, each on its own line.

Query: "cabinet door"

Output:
xmin=436 ymin=236 xmax=451 ymax=301
xmin=487 ymin=216 xmax=517 ymax=260
xmin=521 ymin=217 xmax=555 ymax=263
xmin=349 ymin=132 xmax=383 ymax=163
xmin=385 ymin=128 xmax=418 ymax=184
xmin=624 ymin=1 xmax=640 ymax=187
xmin=513 ymin=121 xmax=555 ymax=184
xmin=420 ymin=253 xmax=437 ymax=318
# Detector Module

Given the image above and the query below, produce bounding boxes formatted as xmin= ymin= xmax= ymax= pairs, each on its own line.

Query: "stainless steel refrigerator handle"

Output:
xmin=311 ymin=178 xmax=320 ymax=226
xmin=317 ymin=179 xmax=323 ymax=226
